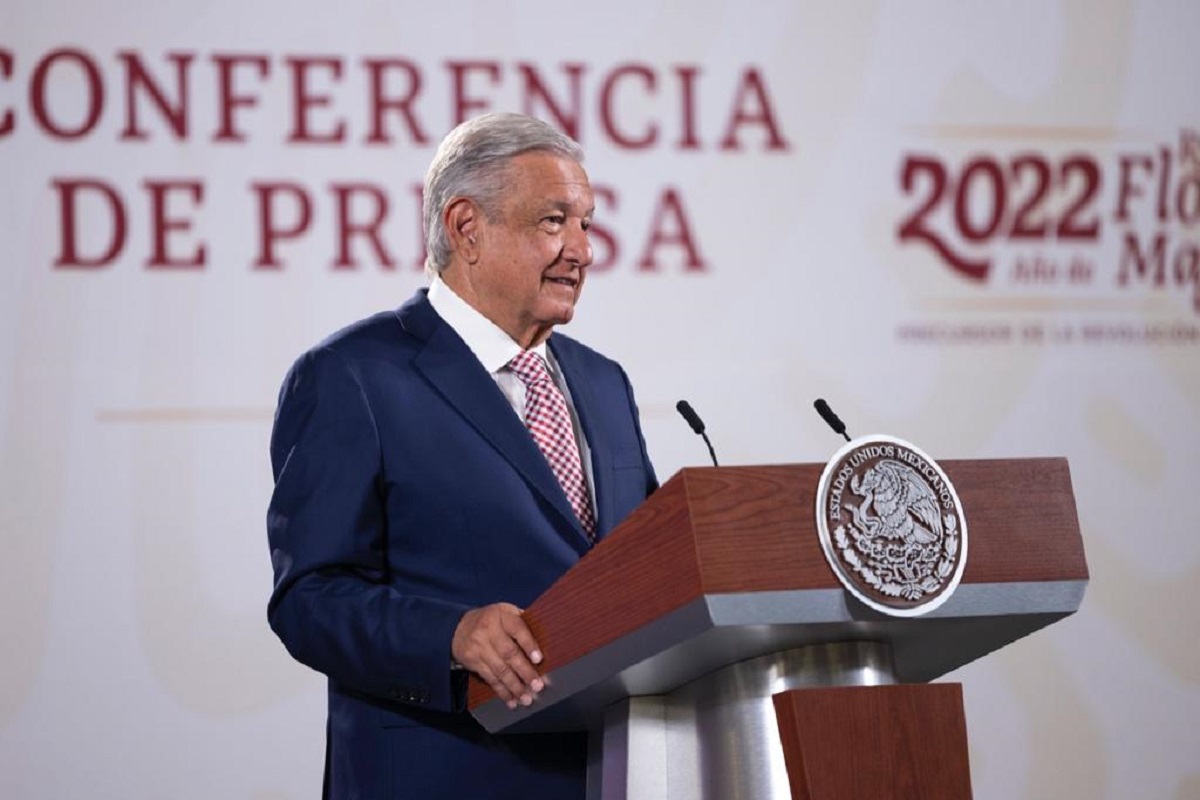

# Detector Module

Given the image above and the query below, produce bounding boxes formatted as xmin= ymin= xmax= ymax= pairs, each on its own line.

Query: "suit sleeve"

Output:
xmin=266 ymin=346 xmax=469 ymax=712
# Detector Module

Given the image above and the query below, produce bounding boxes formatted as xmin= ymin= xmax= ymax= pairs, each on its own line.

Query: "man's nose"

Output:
xmin=563 ymin=223 xmax=593 ymax=268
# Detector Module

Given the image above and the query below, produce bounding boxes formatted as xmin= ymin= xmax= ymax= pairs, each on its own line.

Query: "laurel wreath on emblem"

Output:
xmin=833 ymin=460 xmax=961 ymax=601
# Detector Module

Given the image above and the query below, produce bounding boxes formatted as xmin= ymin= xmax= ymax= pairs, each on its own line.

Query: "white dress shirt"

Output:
xmin=427 ymin=276 xmax=597 ymax=513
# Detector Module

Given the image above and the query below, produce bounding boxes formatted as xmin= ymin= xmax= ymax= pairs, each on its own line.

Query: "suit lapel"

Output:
xmin=549 ymin=337 xmax=613 ymax=540
xmin=397 ymin=294 xmax=589 ymax=552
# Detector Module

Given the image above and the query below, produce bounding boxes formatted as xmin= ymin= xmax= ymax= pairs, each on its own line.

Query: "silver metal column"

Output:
xmin=590 ymin=641 xmax=896 ymax=800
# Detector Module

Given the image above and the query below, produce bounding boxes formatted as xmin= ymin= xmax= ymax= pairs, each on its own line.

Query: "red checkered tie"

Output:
xmin=508 ymin=350 xmax=596 ymax=541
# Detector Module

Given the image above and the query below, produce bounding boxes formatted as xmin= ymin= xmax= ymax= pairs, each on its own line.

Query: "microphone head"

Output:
xmin=813 ymin=398 xmax=847 ymax=435
xmin=675 ymin=400 xmax=706 ymax=434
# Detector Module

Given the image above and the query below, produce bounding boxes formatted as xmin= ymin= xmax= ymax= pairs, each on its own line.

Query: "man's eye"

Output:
xmin=543 ymin=215 xmax=565 ymax=225
xmin=581 ymin=219 xmax=591 ymax=231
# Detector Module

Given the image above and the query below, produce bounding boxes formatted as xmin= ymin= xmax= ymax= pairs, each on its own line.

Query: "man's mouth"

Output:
xmin=544 ymin=276 xmax=578 ymax=288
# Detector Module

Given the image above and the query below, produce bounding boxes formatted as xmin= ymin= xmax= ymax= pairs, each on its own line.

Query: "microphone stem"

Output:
xmin=702 ymin=432 xmax=719 ymax=467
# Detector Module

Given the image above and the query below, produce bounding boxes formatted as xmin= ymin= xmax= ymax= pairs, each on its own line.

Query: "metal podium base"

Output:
xmin=588 ymin=641 xmax=896 ymax=800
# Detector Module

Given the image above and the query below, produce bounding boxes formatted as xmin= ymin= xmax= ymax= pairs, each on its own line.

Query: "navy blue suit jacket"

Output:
xmin=267 ymin=290 xmax=658 ymax=799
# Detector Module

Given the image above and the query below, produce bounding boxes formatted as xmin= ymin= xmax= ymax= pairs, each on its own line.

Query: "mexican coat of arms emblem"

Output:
xmin=815 ymin=435 xmax=968 ymax=616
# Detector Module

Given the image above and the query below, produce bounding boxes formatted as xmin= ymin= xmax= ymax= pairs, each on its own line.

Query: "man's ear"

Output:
xmin=445 ymin=198 xmax=481 ymax=264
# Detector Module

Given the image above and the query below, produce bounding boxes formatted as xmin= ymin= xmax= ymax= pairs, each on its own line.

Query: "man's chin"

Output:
xmin=546 ymin=311 xmax=575 ymax=329
xmin=537 ymin=298 xmax=578 ymax=327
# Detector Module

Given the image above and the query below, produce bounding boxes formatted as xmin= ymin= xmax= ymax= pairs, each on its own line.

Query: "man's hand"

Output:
xmin=451 ymin=603 xmax=545 ymax=710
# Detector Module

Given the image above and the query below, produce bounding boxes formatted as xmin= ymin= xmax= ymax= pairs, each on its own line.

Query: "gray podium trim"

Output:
xmin=473 ymin=579 xmax=1087 ymax=733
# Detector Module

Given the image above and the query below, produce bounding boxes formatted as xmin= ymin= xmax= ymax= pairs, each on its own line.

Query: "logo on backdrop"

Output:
xmin=815 ymin=436 xmax=968 ymax=617
xmin=894 ymin=127 xmax=1200 ymax=345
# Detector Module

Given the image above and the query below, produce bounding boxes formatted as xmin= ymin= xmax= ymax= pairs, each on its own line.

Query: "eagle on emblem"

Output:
xmin=847 ymin=460 xmax=943 ymax=546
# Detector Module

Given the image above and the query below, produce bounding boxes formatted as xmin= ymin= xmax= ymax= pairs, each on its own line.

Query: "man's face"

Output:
xmin=453 ymin=152 xmax=595 ymax=348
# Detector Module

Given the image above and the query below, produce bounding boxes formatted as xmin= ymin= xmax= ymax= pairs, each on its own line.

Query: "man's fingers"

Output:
xmin=491 ymin=632 xmax=542 ymax=690
xmin=451 ymin=603 xmax=546 ymax=708
xmin=502 ymin=613 xmax=544 ymax=665
xmin=495 ymin=610 xmax=544 ymax=691
xmin=479 ymin=663 xmax=521 ymax=708
xmin=489 ymin=651 xmax=539 ymax=700
xmin=484 ymin=637 xmax=538 ymax=702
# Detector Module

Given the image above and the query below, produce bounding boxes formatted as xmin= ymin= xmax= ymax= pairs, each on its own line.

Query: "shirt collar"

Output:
xmin=427 ymin=275 xmax=549 ymax=373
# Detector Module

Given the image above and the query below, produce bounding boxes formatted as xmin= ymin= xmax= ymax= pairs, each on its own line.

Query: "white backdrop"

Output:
xmin=2 ymin=2 xmax=1198 ymax=798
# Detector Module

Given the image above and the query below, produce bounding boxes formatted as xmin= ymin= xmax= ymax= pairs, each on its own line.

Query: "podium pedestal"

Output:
xmin=774 ymin=682 xmax=972 ymax=800
xmin=592 ymin=642 xmax=897 ymax=800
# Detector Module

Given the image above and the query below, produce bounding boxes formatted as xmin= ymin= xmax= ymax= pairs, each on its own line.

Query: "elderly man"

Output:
xmin=266 ymin=113 xmax=658 ymax=799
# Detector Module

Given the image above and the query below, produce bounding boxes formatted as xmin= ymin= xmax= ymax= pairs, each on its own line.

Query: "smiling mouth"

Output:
xmin=544 ymin=276 xmax=578 ymax=288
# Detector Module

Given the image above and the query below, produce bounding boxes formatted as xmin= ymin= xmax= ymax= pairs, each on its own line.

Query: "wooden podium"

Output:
xmin=469 ymin=459 xmax=1088 ymax=799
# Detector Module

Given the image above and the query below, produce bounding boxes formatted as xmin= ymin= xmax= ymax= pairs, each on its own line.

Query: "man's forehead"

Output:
xmin=508 ymin=151 xmax=588 ymax=180
xmin=505 ymin=154 xmax=593 ymax=207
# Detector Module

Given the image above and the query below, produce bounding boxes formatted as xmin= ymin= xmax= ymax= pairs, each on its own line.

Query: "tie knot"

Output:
xmin=508 ymin=350 xmax=552 ymax=387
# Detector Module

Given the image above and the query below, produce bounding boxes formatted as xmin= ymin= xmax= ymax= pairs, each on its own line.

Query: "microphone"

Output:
xmin=676 ymin=400 xmax=719 ymax=466
xmin=814 ymin=398 xmax=851 ymax=442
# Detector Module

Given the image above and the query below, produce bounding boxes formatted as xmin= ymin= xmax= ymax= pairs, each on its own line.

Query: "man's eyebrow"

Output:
xmin=536 ymin=200 xmax=594 ymax=216
xmin=548 ymin=198 xmax=596 ymax=212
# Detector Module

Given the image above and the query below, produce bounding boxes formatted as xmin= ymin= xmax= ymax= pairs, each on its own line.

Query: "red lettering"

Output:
xmin=719 ymin=67 xmax=788 ymax=151
xmin=636 ymin=187 xmax=706 ymax=271
xmin=145 ymin=180 xmax=206 ymax=269
xmin=252 ymin=182 xmax=312 ymax=269
xmin=212 ymin=53 xmax=269 ymax=142
xmin=330 ymin=183 xmax=395 ymax=269
xmin=363 ymin=58 xmax=427 ymax=145
xmin=954 ymin=157 xmax=1005 ymax=242
xmin=675 ymin=66 xmax=701 ymax=150
xmin=1056 ymin=156 xmax=1102 ymax=240
xmin=599 ymin=65 xmax=658 ymax=150
xmin=1118 ymin=231 xmax=1166 ymax=286
xmin=286 ymin=56 xmax=347 ymax=144
xmin=1008 ymin=154 xmax=1052 ymax=239
xmin=448 ymin=61 xmax=500 ymax=124
xmin=1177 ymin=174 xmax=1200 ymax=225
xmin=119 ymin=51 xmax=193 ymax=140
xmin=0 ymin=49 xmax=14 ymax=136
xmin=586 ymin=185 xmax=618 ymax=271
xmin=1174 ymin=242 xmax=1200 ymax=312
xmin=518 ymin=62 xmax=583 ymax=142
xmin=31 ymin=49 xmax=104 ymax=139
xmin=52 ymin=179 xmax=127 ymax=268
xmin=1115 ymin=154 xmax=1153 ymax=221
xmin=897 ymin=155 xmax=990 ymax=282
xmin=7 ymin=55 xmax=800 ymax=156
xmin=1156 ymin=146 xmax=1171 ymax=222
